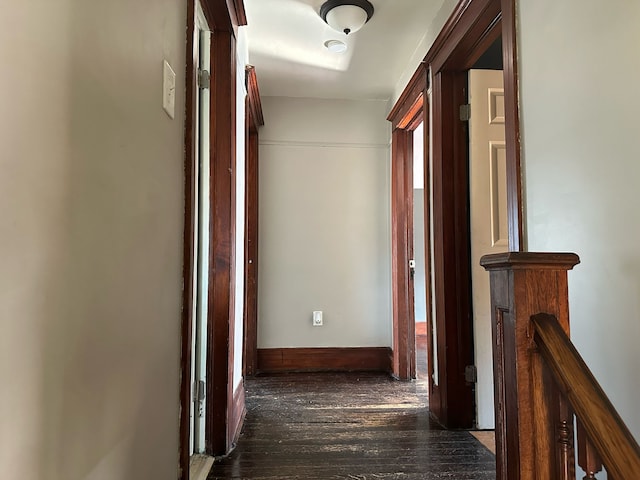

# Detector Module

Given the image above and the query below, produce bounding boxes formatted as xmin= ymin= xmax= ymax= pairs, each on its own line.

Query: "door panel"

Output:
xmin=469 ymin=69 xmax=507 ymax=429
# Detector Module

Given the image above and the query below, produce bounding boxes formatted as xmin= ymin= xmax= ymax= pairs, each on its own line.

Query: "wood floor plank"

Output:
xmin=208 ymin=372 xmax=495 ymax=479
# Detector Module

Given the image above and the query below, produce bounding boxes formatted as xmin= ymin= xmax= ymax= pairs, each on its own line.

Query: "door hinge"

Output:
xmin=459 ymin=103 xmax=471 ymax=122
xmin=465 ymin=365 xmax=477 ymax=383
xmin=198 ymin=69 xmax=211 ymax=89
xmin=193 ymin=379 xmax=206 ymax=401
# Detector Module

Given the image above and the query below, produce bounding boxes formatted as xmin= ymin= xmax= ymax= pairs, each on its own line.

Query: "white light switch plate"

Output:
xmin=163 ymin=60 xmax=176 ymax=119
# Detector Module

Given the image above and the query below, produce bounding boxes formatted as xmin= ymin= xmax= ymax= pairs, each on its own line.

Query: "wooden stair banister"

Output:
xmin=532 ymin=313 xmax=640 ymax=479
xmin=481 ymin=252 xmax=640 ymax=479
xmin=480 ymin=252 xmax=580 ymax=480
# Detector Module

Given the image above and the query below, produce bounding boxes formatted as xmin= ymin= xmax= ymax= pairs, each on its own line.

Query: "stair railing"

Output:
xmin=480 ymin=252 xmax=640 ymax=479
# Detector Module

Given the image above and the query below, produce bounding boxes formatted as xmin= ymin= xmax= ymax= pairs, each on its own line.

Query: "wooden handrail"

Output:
xmin=532 ymin=313 xmax=640 ymax=479
xmin=480 ymin=252 xmax=640 ymax=479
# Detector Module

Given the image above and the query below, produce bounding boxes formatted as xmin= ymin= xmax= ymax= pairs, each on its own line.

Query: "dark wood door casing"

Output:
xmin=206 ymin=26 xmax=237 ymax=456
xmin=430 ymin=69 xmax=475 ymax=428
xmin=179 ymin=2 xmax=199 ymax=477
xmin=389 ymin=0 xmax=521 ymax=429
xmin=243 ymin=127 xmax=259 ymax=376
xmin=243 ymin=66 xmax=263 ymax=377
xmin=389 ymin=67 xmax=429 ymax=383
xmin=180 ymin=0 xmax=247 ymax=477
xmin=391 ymin=128 xmax=414 ymax=380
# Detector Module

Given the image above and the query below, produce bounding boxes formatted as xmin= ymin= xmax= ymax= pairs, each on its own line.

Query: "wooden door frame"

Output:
xmin=242 ymin=66 xmax=264 ymax=377
xmin=389 ymin=66 xmax=429 ymax=381
xmin=180 ymin=0 xmax=247 ymax=477
xmin=388 ymin=0 xmax=521 ymax=429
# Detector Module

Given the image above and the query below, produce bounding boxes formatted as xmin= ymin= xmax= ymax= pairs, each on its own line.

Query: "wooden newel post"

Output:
xmin=480 ymin=252 xmax=580 ymax=480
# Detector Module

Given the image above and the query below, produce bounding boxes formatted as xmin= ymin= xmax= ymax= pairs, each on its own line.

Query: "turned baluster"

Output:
xmin=577 ymin=419 xmax=603 ymax=480
xmin=556 ymin=395 xmax=575 ymax=480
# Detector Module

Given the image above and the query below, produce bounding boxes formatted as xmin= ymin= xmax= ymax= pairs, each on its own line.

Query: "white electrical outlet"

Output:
xmin=163 ymin=60 xmax=176 ymax=119
xmin=312 ymin=311 xmax=323 ymax=327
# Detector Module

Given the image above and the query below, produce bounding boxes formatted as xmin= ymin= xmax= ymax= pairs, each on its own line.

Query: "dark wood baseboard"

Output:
xmin=257 ymin=347 xmax=393 ymax=373
xmin=228 ymin=380 xmax=246 ymax=448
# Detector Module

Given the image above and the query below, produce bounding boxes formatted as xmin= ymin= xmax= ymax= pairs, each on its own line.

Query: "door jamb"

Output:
xmin=388 ymin=0 xmax=522 ymax=429
xmin=389 ymin=66 xmax=428 ymax=381
xmin=180 ymin=1 xmax=199 ymax=476
xmin=242 ymin=66 xmax=264 ymax=377
xmin=426 ymin=0 xmax=521 ymax=248
xmin=180 ymin=0 xmax=247 ymax=477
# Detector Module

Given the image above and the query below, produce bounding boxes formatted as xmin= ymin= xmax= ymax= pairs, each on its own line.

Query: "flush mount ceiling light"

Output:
xmin=324 ymin=39 xmax=348 ymax=53
xmin=320 ymin=0 xmax=374 ymax=36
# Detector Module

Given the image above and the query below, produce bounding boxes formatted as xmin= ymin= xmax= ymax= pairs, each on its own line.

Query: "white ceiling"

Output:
xmin=243 ymin=0 xmax=447 ymax=100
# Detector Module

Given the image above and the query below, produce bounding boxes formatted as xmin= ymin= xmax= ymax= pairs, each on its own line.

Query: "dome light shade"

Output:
xmin=320 ymin=0 xmax=374 ymax=35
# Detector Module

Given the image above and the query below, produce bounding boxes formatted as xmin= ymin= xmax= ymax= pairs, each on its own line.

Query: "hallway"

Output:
xmin=208 ymin=373 xmax=496 ymax=479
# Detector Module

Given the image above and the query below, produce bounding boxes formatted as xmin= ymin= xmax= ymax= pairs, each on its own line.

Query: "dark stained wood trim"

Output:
xmin=246 ymin=66 xmax=265 ymax=131
xmin=257 ymin=348 xmax=393 ymax=373
xmin=390 ymin=128 xmax=414 ymax=380
xmin=388 ymin=65 xmax=430 ymax=383
xmin=404 ymin=101 xmax=425 ymax=132
xmin=205 ymin=27 xmax=238 ymax=457
xmin=533 ymin=313 xmax=640 ymax=480
xmin=200 ymin=1 xmax=230 ymax=32
xmin=501 ymin=0 xmax=523 ymax=251
xmin=242 ymin=65 xmax=263 ymax=378
xmin=426 ymin=0 xmax=499 ymax=72
xmin=225 ymin=32 xmax=238 ymax=451
xmin=480 ymin=252 xmax=580 ymax=479
xmin=460 ymin=13 xmax=501 ymax=69
xmin=388 ymin=60 xmax=431 ymax=382
xmin=480 ymin=251 xmax=581 ymax=270
xmin=388 ymin=0 xmax=521 ymax=429
xmin=181 ymin=0 xmax=245 ymax=467
xmin=179 ymin=1 xmax=198 ymax=478
xmin=226 ymin=0 xmax=248 ymax=28
xmin=201 ymin=0 xmax=245 ymax=32
xmin=448 ymin=69 xmax=475 ymax=428
xmin=427 ymin=69 xmax=476 ymax=428
xmin=229 ymin=380 xmax=247 ymax=448
xmin=387 ymin=65 xmax=427 ymax=128
xmin=243 ymin=128 xmax=259 ymax=376
xmin=426 ymin=0 xmax=475 ymax=64
xmin=423 ymin=0 xmax=521 ymax=252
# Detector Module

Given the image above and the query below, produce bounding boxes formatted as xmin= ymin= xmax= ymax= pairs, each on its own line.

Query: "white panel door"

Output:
xmin=469 ymin=69 xmax=507 ymax=429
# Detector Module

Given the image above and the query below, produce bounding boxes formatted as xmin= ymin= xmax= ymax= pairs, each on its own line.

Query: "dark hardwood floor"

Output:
xmin=208 ymin=371 xmax=496 ymax=479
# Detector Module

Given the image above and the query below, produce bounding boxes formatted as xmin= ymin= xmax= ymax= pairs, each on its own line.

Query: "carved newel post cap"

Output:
xmin=480 ymin=252 xmax=580 ymax=271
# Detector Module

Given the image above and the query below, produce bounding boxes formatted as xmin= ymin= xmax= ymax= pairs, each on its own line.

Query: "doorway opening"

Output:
xmin=389 ymin=65 xmax=428 ymax=383
xmin=180 ymin=0 xmax=246 ymax=477
xmin=389 ymin=0 xmax=522 ymax=430
xmin=412 ymin=120 xmax=430 ymax=396
xmin=468 ymin=36 xmax=507 ymax=433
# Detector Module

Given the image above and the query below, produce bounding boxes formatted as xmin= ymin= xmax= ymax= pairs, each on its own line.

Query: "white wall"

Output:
xmin=519 ymin=0 xmax=640 ymax=441
xmin=390 ymin=0 xmax=459 ymax=108
xmin=0 ymin=1 xmax=186 ymax=478
xmin=258 ymin=97 xmax=392 ymax=348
